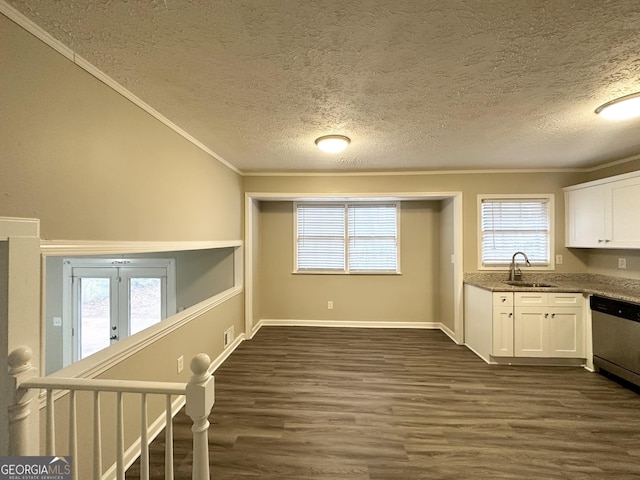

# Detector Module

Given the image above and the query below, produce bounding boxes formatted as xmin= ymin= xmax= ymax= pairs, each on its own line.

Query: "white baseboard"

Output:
xmin=439 ymin=323 xmax=459 ymax=343
xmin=463 ymin=343 xmax=492 ymax=364
xmin=253 ymin=319 xmax=452 ymax=335
xmin=209 ymin=333 xmax=245 ymax=374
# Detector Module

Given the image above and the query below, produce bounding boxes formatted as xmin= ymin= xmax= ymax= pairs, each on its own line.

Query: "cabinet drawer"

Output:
xmin=548 ymin=293 xmax=582 ymax=306
xmin=515 ymin=292 xmax=546 ymax=306
xmin=493 ymin=292 xmax=513 ymax=307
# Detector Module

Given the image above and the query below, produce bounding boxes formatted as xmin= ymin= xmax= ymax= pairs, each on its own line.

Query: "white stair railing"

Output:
xmin=7 ymin=346 xmax=215 ymax=480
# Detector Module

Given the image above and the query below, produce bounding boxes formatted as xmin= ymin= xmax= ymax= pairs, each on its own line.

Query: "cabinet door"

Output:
xmin=514 ymin=307 xmax=547 ymax=357
xmin=492 ymin=306 xmax=514 ymax=356
xmin=565 ymin=186 xmax=607 ymax=248
xmin=609 ymin=177 xmax=640 ymax=247
xmin=548 ymin=307 xmax=584 ymax=358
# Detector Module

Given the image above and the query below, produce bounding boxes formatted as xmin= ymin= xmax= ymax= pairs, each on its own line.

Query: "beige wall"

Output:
xmin=2 ymin=14 xmax=244 ymax=463
xmin=0 ymin=15 xmax=242 ymax=242
xmin=258 ymin=201 xmax=442 ymax=324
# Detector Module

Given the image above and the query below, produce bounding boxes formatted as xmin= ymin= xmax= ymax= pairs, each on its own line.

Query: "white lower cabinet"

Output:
xmin=492 ymin=291 xmax=584 ymax=358
xmin=513 ymin=292 xmax=584 ymax=358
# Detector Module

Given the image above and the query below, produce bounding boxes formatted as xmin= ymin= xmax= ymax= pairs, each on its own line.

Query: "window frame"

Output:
xmin=477 ymin=194 xmax=555 ymax=271
xmin=294 ymin=201 xmax=401 ymax=274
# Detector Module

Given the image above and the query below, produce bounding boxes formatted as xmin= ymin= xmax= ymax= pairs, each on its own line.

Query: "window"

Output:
xmin=479 ymin=196 xmax=553 ymax=267
xmin=295 ymin=202 xmax=399 ymax=273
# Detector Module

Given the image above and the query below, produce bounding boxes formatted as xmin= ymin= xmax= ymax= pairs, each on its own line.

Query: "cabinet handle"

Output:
xmin=544 ymin=313 xmax=549 ymax=318
xmin=598 ymin=239 xmax=603 ymax=243
xmin=605 ymin=239 xmax=610 ymax=243
xmin=551 ymin=313 xmax=556 ymax=318
xmin=508 ymin=313 xmax=513 ymax=318
xmin=501 ymin=298 xmax=506 ymax=303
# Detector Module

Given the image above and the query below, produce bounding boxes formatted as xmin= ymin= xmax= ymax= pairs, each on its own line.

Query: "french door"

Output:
xmin=64 ymin=259 xmax=175 ymax=363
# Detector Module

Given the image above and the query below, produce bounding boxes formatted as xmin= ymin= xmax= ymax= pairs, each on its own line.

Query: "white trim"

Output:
xmin=0 ymin=216 xmax=40 ymax=238
xmin=244 ymin=168 xmax=585 ymax=177
xmin=0 ymin=2 xmax=241 ymax=176
xmin=464 ymin=343 xmax=492 ymax=364
xmin=247 ymin=192 xmax=459 ymax=201
xmin=439 ymin=322 xmax=458 ymax=343
xmin=40 ymin=239 xmax=242 ymax=256
xmin=254 ymin=319 xmax=445 ymax=330
xmin=209 ymin=333 xmax=245 ymax=374
xmin=47 ymin=286 xmax=242 ymax=380
xmin=244 ymin=196 xmax=258 ymax=339
xmin=243 ymin=153 xmax=640 ymax=177
xmin=477 ymin=193 xmax=555 ymax=271
xmin=583 ymin=153 xmax=640 ymax=173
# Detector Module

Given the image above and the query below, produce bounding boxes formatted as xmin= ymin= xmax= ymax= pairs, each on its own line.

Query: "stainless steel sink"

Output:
xmin=504 ymin=281 xmax=557 ymax=288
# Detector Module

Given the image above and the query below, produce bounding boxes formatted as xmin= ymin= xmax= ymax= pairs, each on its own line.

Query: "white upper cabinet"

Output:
xmin=565 ymin=171 xmax=640 ymax=248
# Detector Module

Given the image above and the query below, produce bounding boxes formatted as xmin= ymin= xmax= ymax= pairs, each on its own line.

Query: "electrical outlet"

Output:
xmin=177 ymin=355 xmax=184 ymax=374
xmin=224 ymin=326 xmax=235 ymax=347
xmin=327 ymin=300 xmax=334 ymax=310
xmin=618 ymin=257 xmax=627 ymax=269
xmin=555 ymin=255 xmax=563 ymax=265
xmin=53 ymin=317 xmax=62 ymax=327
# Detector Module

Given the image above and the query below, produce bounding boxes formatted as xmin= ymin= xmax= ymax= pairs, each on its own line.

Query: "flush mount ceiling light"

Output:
xmin=315 ymin=135 xmax=351 ymax=153
xmin=595 ymin=92 xmax=640 ymax=120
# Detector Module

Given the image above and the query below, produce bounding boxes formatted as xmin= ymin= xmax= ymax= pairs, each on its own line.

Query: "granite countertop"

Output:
xmin=464 ymin=272 xmax=640 ymax=305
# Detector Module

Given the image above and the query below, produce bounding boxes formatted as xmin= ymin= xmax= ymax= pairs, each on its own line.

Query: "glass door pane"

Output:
xmin=129 ymin=277 xmax=162 ymax=335
xmin=78 ymin=277 xmax=112 ymax=359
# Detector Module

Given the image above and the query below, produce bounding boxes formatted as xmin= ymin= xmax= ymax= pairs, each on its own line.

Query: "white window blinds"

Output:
xmin=296 ymin=204 xmax=345 ymax=271
xmin=348 ymin=204 xmax=398 ymax=272
xmin=296 ymin=203 xmax=399 ymax=273
xmin=481 ymin=198 xmax=550 ymax=266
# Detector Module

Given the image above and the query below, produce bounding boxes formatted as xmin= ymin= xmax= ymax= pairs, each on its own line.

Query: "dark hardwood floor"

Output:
xmin=127 ymin=327 xmax=640 ymax=479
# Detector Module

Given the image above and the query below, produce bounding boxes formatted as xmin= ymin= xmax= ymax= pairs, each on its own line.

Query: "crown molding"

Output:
xmin=0 ymin=1 xmax=241 ymax=176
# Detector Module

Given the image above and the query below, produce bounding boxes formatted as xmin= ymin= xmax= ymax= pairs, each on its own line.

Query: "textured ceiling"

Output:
xmin=6 ymin=0 xmax=640 ymax=172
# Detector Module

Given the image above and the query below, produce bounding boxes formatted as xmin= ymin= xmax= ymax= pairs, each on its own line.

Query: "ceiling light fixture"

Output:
xmin=315 ymin=135 xmax=351 ymax=153
xmin=595 ymin=92 xmax=640 ymax=120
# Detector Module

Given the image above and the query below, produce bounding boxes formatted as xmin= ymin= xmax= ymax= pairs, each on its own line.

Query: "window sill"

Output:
xmin=292 ymin=270 xmax=402 ymax=275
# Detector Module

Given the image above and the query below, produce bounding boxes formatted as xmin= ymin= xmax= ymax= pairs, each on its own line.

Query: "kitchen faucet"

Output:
xmin=509 ymin=251 xmax=531 ymax=281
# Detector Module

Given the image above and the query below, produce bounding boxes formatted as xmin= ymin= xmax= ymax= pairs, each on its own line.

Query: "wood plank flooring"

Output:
xmin=127 ymin=327 xmax=640 ymax=479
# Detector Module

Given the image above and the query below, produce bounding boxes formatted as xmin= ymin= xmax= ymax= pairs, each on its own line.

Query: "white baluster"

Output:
xmin=140 ymin=393 xmax=149 ymax=480
xmin=165 ymin=395 xmax=174 ymax=480
xmin=116 ymin=392 xmax=125 ymax=480
xmin=69 ymin=390 xmax=78 ymax=480
xmin=7 ymin=346 xmax=38 ymax=456
xmin=93 ymin=391 xmax=102 ymax=480
xmin=46 ymin=389 xmax=55 ymax=456
xmin=185 ymin=354 xmax=214 ymax=480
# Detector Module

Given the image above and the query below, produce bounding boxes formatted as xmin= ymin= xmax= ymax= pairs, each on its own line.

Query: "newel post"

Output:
xmin=185 ymin=353 xmax=214 ymax=480
xmin=7 ymin=346 xmax=38 ymax=456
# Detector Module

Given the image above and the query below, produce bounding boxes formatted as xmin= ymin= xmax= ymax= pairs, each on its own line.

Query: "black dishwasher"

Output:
xmin=591 ymin=295 xmax=640 ymax=388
